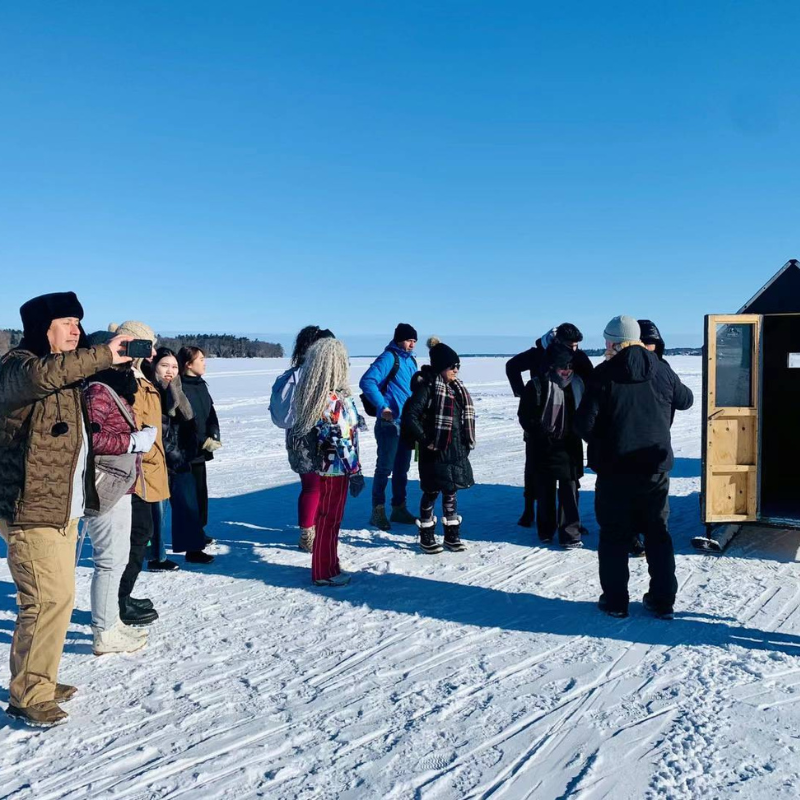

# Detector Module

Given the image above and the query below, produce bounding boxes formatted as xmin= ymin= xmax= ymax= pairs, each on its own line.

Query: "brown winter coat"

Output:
xmin=0 ymin=346 xmax=114 ymax=526
xmin=131 ymin=371 xmax=170 ymax=502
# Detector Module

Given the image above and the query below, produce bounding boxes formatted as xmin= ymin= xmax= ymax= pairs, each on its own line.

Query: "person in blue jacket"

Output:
xmin=359 ymin=323 xmax=419 ymax=530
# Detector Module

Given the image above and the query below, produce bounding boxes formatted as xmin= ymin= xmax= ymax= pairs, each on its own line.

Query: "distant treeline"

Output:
xmin=0 ymin=329 xmax=283 ymax=358
xmin=157 ymin=334 xmax=284 ymax=358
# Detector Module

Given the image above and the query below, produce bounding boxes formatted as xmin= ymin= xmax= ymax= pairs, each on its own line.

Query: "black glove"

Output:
xmin=349 ymin=472 xmax=365 ymax=498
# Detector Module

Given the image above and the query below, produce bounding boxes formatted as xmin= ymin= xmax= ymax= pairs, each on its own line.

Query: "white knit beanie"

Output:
xmin=603 ymin=315 xmax=640 ymax=344
xmin=109 ymin=320 xmax=157 ymax=346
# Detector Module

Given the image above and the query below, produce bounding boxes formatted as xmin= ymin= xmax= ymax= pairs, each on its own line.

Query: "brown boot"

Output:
xmin=6 ymin=700 xmax=69 ymax=728
xmin=54 ymin=684 xmax=78 ymax=703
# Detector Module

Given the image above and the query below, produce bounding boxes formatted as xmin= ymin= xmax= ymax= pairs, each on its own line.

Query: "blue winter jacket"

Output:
xmin=359 ymin=342 xmax=418 ymax=420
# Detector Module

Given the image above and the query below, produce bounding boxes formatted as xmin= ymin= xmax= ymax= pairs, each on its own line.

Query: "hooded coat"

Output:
xmin=401 ymin=365 xmax=474 ymax=493
xmin=574 ymin=345 xmax=693 ymax=475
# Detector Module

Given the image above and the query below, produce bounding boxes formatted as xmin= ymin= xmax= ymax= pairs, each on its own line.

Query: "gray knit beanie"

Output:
xmin=603 ymin=315 xmax=641 ymax=344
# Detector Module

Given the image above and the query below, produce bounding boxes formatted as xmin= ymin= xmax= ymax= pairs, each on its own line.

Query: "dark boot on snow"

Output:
xmin=416 ymin=517 xmax=442 ymax=554
xmin=629 ymin=536 xmax=646 ymax=558
xmin=598 ymin=594 xmax=629 ymax=618
xmin=443 ymin=516 xmax=467 ymax=552
xmin=643 ymin=593 xmax=674 ymax=620
xmin=119 ymin=596 xmax=159 ymax=626
xmin=390 ymin=504 xmax=417 ymax=525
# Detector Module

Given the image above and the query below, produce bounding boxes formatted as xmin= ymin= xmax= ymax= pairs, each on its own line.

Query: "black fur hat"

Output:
xmin=19 ymin=291 xmax=87 ymax=356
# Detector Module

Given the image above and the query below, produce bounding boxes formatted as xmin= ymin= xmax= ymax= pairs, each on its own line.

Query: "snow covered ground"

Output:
xmin=3 ymin=356 xmax=800 ymax=799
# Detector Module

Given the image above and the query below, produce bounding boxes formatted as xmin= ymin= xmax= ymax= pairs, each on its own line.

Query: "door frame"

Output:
xmin=701 ymin=314 xmax=762 ymax=524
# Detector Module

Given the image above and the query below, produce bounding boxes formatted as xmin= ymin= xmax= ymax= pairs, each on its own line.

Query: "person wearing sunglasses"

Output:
xmin=0 ymin=292 xmax=133 ymax=727
xmin=402 ymin=337 xmax=476 ymax=554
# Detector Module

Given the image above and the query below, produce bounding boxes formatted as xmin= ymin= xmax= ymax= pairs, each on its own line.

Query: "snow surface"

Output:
xmin=3 ymin=356 xmax=800 ymax=799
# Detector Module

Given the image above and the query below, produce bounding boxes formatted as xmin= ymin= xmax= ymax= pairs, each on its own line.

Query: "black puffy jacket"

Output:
xmin=181 ymin=374 xmax=220 ymax=462
xmin=401 ymin=365 xmax=475 ymax=494
xmin=574 ymin=345 xmax=693 ymax=475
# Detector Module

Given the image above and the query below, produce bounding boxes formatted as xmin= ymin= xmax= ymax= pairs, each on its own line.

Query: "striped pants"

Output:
xmin=311 ymin=475 xmax=349 ymax=582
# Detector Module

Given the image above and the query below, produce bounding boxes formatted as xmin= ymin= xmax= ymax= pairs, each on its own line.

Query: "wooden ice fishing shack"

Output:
xmin=697 ymin=259 xmax=800 ymax=550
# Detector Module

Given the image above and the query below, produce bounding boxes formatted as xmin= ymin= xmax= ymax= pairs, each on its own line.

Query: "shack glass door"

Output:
xmin=702 ymin=314 xmax=761 ymax=523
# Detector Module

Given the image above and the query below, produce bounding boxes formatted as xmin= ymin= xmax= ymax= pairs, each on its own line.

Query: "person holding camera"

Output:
xmin=178 ymin=346 xmax=221 ymax=545
xmin=109 ymin=320 xmax=168 ymax=627
xmin=0 ymin=293 xmax=132 ymax=727
xmin=83 ymin=331 xmax=157 ymax=655
xmin=291 ymin=338 xmax=365 ymax=586
xmin=358 ymin=323 xmax=418 ymax=531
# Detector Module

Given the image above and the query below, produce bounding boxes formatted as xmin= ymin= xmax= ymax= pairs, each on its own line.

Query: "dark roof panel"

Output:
xmin=739 ymin=260 xmax=800 ymax=314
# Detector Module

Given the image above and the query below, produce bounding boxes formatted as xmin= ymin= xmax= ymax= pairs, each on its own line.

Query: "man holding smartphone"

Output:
xmin=0 ymin=292 xmax=133 ymax=727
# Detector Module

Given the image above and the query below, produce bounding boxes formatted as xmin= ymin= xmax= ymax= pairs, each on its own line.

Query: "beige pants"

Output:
xmin=0 ymin=519 xmax=79 ymax=708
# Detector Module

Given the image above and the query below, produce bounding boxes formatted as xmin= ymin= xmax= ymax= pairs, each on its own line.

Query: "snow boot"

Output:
xmin=54 ymin=684 xmax=77 ymax=703
xmin=298 ymin=526 xmax=315 ymax=553
xmin=643 ymin=593 xmax=674 ymax=620
xmin=186 ymin=550 xmax=215 ymax=564
xmin=148 ymin=558 xmax=180 ymax=571
xmin=93 ymin=621 xmax=148 ymax=656
xmin=313 ymin=571 xmax=352 ymax=587
xmin=130 ymin=597 xmax=154 ymax=611
xmin=6 ymin=701 xmax=68 ymax=728
xmin=119 ymin=596 xmax=159 ymax=626
xmin=390 ymin=504 xmax=417 ymax=525
xmin=370 ymin=504 xmax=391 ymax=531
xmin=598 ymin=594 xmax=629 ymax=618
xmin=416 ymin=517 xmax=443 ymax=554
xmin=442 ymin=516 xmax=467 ymax=552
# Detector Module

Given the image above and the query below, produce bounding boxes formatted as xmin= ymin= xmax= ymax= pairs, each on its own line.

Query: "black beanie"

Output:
xmin=19 ymin=291 xmax=86 ymax=357
xmin=427 ymin=336 xmax=460 ymax=373
xmin=394 ymin=322 xmax=418 ymax=343
xmin=638 ymin=319 xmax=665 ymax=358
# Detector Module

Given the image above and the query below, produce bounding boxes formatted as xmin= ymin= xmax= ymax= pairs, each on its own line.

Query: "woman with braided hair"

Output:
xmin=289 ymin=337 xmax=365 ymax=586
xmin=401 ymin=337 xmax=475 ymax=554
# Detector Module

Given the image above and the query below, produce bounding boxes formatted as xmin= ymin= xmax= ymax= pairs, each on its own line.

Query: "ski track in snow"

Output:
xmin=2 ymin=357 xmax=800 ymax=799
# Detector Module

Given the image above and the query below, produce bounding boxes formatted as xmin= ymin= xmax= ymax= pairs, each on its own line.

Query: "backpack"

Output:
xmin=360 ymin=352 xmax=401 ymax=417
xmin=270 ymin=367 xmax=299 ymax=429
xmin=85 ymin=385 xmax=139 ymax=517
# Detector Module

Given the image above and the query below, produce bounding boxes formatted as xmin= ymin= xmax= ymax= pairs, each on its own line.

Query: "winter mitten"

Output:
xmin=202 ymin=437 xmax=222 ymax=452
xmin=349 ymin=472 xmax=365 ymax=498
xmin=128 ymin=425 xmax=158 ymax=454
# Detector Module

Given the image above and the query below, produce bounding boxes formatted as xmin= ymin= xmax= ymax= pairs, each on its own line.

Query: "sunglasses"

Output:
xmin=450 ymin=363 xmax=461 ymax=371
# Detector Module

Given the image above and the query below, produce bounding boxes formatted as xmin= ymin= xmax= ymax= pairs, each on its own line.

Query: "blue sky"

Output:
xmin=1 ymin=1 xmax=798 ymax=348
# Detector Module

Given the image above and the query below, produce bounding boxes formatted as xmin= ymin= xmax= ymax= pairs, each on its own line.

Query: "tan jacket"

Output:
xmin=132 ymin=372 xmax=170 ymax=502
xmin=0 ymin=346 xmax=114 ymax=526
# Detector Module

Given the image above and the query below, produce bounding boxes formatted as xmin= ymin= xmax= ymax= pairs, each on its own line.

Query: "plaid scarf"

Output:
xmin=432 ymin=376 xmax=476 ymax=451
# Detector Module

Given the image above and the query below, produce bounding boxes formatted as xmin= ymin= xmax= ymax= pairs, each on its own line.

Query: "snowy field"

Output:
xmin=3 ymin=356 xmax=800 ymax=799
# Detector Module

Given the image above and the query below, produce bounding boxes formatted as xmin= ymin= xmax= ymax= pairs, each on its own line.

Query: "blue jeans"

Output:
xmin=372 ymin=419 xmax=413 ymax=508
xmin=148 ymin=499 xmax=168 ymax=563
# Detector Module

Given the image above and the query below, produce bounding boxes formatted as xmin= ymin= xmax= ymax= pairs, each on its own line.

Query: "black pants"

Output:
xmin=536 ymin=477 xmax=581 ymax=545
xmin=191 ymin=460 xmax=209 ymax=530
xmin=420 ymin=491 xmax=457 ymax=522
xmin=596 ymin=472 xmax=676 ymax=611
xmin=522 ymin=438 xmax=537 ymax=519
xmin=119 ymin=494 xmax=154 ymax=601
xmin=170 ymin=471 xmax=206 ymax=553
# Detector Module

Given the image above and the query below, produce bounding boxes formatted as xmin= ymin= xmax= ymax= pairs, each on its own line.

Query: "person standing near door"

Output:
xmin=575 ymin=316 xmax=693 ymax=620
xmin=359 ymin=323 xmax=419 ymax=530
